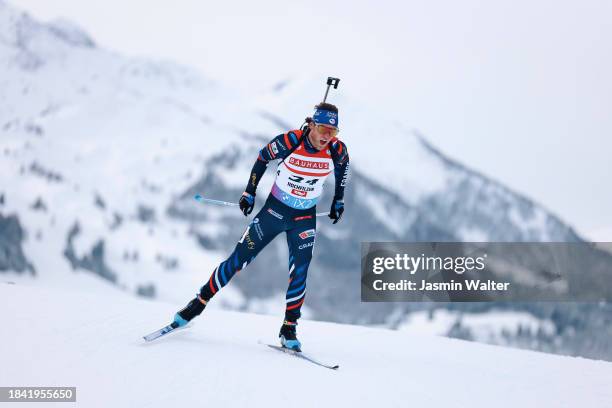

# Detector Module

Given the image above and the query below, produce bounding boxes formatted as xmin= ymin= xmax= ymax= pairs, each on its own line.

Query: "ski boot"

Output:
xmin=173 ymin=295 xmax=207 ymax=327
xmin=279 ymin=320 xmax=301 ymax=352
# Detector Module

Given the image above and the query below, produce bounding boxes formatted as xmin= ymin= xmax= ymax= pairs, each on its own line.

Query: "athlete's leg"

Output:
xmin=283 ymin=215 xmax=316 ymax=323
xmin=198 ymin=206 xmax=284 ymax=302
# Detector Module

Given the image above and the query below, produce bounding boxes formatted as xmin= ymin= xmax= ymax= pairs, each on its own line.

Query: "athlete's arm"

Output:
xmin=327 ymin=139 xmax=349 ymax=223
xmin=244 ymin=130 xmax=303 ymax=195
xmin=330 ymin=139 xmax=350 ymax=201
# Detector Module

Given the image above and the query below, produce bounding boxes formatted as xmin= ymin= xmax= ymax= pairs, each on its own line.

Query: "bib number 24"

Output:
xmin=288 ymin=175 xmax=319 ymax=185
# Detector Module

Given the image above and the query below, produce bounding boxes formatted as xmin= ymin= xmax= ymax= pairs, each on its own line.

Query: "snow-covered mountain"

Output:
xmin=1 ymin=1 xmax=605 ymax=359
xmin=2 ymin=282 xmax=612 ymax=408
xmin=0 ymin=0 xmax=261 ymax=302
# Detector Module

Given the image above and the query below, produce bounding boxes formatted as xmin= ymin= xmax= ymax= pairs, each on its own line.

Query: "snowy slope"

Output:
xmin=2 ymin=282 xmax=612 ymax=408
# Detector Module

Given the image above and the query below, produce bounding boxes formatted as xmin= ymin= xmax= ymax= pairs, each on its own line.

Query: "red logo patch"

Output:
xmin=298 ymin=229 xmax=316 ymax=239
xmin=294 ymin=215 xmax=313 ymax=221
xmin=291 ymin=189 xmax=307 ymax=197
xmin=288 ymin=157 xmax=329 ymax=170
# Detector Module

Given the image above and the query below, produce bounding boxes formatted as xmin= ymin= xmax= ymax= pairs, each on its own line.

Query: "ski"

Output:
xmin=265 ymin=344 xmax=339 ymax=370
xmin=143 ymin=321 xmax=185 ymax=342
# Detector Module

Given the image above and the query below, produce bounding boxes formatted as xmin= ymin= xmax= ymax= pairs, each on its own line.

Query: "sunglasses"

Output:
xmin=315 ymin=124 xmax=339 ymax=137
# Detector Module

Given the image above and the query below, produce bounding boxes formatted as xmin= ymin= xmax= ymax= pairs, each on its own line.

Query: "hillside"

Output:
xmin=2 ymin=282 xmax=612 ymax=407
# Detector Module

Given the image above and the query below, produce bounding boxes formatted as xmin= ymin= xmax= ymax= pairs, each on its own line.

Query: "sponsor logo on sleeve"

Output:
xmin=340 ymin=162 xmax=350 ymax=187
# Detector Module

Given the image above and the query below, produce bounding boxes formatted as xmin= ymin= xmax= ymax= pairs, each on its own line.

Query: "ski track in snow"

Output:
xmin=2 ymin=282 xmax=612 ymax=408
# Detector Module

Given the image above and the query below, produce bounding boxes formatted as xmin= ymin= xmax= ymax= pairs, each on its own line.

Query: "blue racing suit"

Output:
xmin=198 ymin=129 xmax=350 ymax=322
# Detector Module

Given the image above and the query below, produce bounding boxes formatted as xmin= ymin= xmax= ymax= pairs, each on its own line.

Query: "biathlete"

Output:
xmin=172 ymin=102 xmax=350 ymax=351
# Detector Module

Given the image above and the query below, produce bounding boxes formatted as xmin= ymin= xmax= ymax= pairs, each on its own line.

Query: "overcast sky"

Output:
xmin=14 ymin=0 xmax=612 ymax=240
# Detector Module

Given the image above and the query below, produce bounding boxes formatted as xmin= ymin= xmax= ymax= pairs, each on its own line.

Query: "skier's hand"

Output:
xmin=329 ymin=197 xmax=344 ymax=224
xmin=239 ymin=192 xmax=255 ymax=216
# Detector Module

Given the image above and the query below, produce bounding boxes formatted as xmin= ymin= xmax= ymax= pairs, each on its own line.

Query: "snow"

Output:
xmin=1 ymin=282 xmax=612 ymax=408
xmin=461 ymin=311 xmax=556 ymax=342
xmin=508 ymin=205 xmax=552 ymax=241
xmin=359 ymin=183 xmax=417 ymax=236
xmin=458 ymin=227 xmax=489 ymax=241
xmin=0 ymin=2 xmax=267 ymax=302
xmin=398 ymin=309 xmax=556 ymax=342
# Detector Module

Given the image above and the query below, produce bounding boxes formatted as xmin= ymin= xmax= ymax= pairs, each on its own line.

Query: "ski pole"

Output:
xmin=194 ymin=194 xmax=238 ymax=207
xmin=194 ymin=194 xmax=330 ymax=217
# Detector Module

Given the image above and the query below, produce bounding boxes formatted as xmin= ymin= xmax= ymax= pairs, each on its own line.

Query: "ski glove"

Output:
xmin=239 ymin=192 xmax=255 ymax=216
xmin=329 ymin=197 xmax=344 ymax=224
